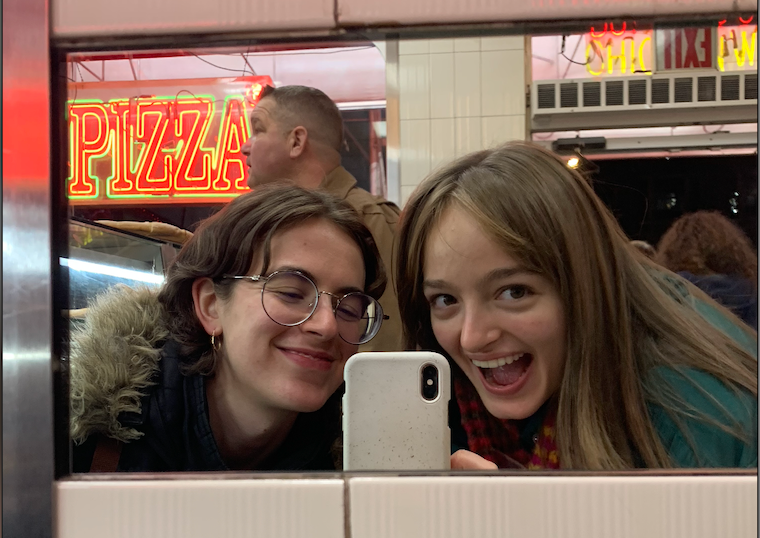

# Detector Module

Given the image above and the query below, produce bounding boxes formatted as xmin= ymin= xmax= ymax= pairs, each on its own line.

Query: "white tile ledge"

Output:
xmin=348 ymin=474 xmax=758 ymax=538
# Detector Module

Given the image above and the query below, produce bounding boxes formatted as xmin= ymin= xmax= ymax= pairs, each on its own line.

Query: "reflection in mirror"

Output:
xmin=63 ymin=27 xmax=757 ymax=474
xmin=65 ymin=42 xmax=395 ymax=473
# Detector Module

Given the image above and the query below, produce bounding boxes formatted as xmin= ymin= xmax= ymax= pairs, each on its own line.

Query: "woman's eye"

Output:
xmin=429 ymin=294 xmax=456 ymax=309
xmin=270 ymin=289 xmax=307 ymax=303
xmin=499 ymin=286 xmax=529 ymax=300
xmin=337 ymin=306 xmax=362 ymax=321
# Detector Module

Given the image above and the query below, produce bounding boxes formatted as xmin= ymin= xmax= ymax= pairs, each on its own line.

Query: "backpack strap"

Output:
xmin=89 ymin=434 xmax=123 ymax=472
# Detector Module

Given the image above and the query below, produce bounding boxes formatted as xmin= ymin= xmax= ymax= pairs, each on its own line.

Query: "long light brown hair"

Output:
xmin=397 ymin=142 xmax=757 ymax=469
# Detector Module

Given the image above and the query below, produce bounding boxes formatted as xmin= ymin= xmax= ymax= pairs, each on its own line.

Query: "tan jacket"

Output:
xmin=320 ymin=166 xmax=404 ymax=351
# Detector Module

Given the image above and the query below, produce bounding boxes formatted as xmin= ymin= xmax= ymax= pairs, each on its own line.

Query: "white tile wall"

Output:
xmin=453 ymin=52 xmax=481 ymax=117
xmin=400 ymin=185 xmax=418 ymax=206
xmin=399 ymin=54 xmax=431 ymax=120
xmin=430 ymin=118 xmax=457 ymax=170
xmin=399 ymin=119 xmax=432 ymax=187
xmin=395 ymin=37 xmax=526 ymax=205
xmin=429 ymin=39 xmax=454 ymax=53
xmin=481 ymin=35 xmax=525 ymax=51
xmin=399 ymin=39 xmax=430 ymax=55
xmin=57 ymin=479 xmax=346 ymax=538
xmin=482 ymin=115 xmax=526 ymax=147
xmin=453 ymin=37 xmax=480 ymax=52
xmin=348 ymin=475 xmax=758 ymax=538
xmin=454 ymin=117 xmax=482 ymax=156
xmin=429 ymin=54 xmax=455 ymax=118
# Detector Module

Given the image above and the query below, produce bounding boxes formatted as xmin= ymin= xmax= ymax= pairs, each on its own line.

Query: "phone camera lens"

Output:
xmin=421 ymin=364 xmax=439 ymax=401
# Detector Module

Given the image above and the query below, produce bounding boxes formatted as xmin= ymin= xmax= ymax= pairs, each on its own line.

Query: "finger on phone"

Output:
xmin=450 ymin=449 xmax=498 ymax=470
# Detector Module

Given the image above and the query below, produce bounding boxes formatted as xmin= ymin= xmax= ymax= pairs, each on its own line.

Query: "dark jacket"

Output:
xmin=320 ymin=166 xmax=403 ymax=352
xmin=678 ymin=271 xmax=757 ymax=330
xmin=70 ymin=286 xmax=340 ymax=473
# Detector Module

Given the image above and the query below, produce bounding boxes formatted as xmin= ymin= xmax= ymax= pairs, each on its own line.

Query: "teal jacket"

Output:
xmin=646 ymin=284 xmax=757 ymax=468
xmin=647 ymin=368 xmax=757 ymax=468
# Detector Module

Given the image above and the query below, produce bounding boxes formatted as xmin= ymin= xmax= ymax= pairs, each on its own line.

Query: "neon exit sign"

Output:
xmin=66 ymin=76 xmax=272 ymax=204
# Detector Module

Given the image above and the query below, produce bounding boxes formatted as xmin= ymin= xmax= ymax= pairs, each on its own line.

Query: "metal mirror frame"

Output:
xmin=4 ymin=2 xmax=755 ymax=537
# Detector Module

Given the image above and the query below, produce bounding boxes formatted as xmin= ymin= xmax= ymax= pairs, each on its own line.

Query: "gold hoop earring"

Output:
xmin=211 ymin=330 xmax=222 ymax=351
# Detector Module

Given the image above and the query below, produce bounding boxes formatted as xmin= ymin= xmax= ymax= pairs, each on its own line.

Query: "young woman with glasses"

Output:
xmin=70 ymin=183 xmax=386 ymax=472
xmin=396 ymin=142 xmax=757 ymax=470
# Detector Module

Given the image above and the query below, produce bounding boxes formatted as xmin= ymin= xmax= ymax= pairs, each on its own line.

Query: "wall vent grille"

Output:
xmin=531 ymin=70 xmax=757 ymax=131
xmin=583 ymin=82 xmax=601 ymax=107
xmin=537 ymin=84 xmax=555 ymax=109
xmin=606 ymin=81 xmax=624 ymax=105
xmin=697 ymin=76 xmax=716 ymax=102
xmin=560 ymin=82 xmax=578 ymax=108
xmin=532 ymin=71 xmax=756 ymax=113
xmin=674 ymin=78 xmax=693 ymax=103
xmin=628 ymin=80 xmax=647 ymax=105
xmin=651 ymin=79 xmax=670 ymax=104
xmin=745 ymin=74 xmax=758 ymax=100
xmin=722 ymin=75 xmax=740 ymax=100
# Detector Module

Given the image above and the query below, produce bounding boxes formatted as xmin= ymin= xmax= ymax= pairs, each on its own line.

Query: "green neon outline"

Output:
xmin=106 ymin=93 xmax=229 ymax=200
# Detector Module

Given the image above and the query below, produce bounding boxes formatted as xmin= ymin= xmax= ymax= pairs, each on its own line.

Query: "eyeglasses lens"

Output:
xmin=261 ymin=271 xmax=317 ymax=326
xmin=261 ymin=272 xmax=382 ymax=344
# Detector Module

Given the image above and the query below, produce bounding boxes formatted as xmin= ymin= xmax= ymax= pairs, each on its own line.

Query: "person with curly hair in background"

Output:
xmin=656 ymin=211 xmax=757 ymax=330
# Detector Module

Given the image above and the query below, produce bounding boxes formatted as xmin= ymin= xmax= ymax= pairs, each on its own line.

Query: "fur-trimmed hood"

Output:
xmin=69 ymin=285 xmax=169 ymax=444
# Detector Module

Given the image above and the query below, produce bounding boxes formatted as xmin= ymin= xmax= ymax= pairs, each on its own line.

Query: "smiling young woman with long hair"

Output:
xmin=396 ymin=142 xmax=757 ymax=470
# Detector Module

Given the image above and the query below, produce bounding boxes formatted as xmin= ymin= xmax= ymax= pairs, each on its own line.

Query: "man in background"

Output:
xmin=241 ymin=85 xmax=403 ymax=352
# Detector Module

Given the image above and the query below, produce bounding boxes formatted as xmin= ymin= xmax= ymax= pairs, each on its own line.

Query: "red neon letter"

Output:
xmin=213 ymin=98 xmax=251 ymax=192
xmin=108 ymin=99 xmax=141 ymax=195
xmin=68 ymin=103 xmax=110 ymax=197
xmin=134 ymin=100 xmax=173 ymax=193
xmin=590 ymin=23 xmax=607 ymax=38
xmin=611 ymin=22 xmax=626 ymax=36
xmin=173 ymin=98 xmax=214 ymax=192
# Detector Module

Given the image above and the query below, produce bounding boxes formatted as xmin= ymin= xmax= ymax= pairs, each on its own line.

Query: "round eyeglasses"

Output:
xmin=222 ymin=270 xmax=387 ymax=345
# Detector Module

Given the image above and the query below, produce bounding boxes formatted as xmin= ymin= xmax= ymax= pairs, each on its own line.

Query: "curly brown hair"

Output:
xmin=656 ymin=211 xmax=757 ymax=287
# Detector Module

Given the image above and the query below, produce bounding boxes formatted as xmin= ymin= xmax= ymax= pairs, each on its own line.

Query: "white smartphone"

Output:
xmin=342 ymin=351 xmax=451 ymax=471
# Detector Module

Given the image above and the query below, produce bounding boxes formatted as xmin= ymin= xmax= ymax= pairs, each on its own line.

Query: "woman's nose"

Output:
xmin=300 ymin=294 xmax=340 ymax=340
xmin=459 ymin=305 xmax=500 ymax=353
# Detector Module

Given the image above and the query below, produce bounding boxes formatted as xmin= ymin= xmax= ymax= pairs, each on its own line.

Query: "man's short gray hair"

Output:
xmin=260 ymin=85 xmax=344 ymax=151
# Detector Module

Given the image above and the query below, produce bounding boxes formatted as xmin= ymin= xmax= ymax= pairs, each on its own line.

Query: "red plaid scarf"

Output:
xmin=454 ymin=375 xmax=560 ymax=469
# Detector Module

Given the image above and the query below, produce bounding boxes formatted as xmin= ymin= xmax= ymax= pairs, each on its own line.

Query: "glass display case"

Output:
xmin=63 ymin=218 xmax=182 ymax=313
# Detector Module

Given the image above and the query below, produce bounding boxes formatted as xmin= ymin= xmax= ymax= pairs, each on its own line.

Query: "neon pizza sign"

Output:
xmin=66 ymin=76 xmax=272 ymax=204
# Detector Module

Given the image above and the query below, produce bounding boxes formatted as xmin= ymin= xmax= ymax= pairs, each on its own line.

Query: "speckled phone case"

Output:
xmin=342 ymin=352 xmax=451 ymax=471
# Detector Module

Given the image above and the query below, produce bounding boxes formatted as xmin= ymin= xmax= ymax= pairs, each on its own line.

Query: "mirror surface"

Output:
xmin=62 ymin=25 xmax=758 ymax=474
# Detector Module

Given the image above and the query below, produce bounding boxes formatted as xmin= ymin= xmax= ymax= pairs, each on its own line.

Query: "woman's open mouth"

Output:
xmin=472 ymin=353 xmax=533 ymax=395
